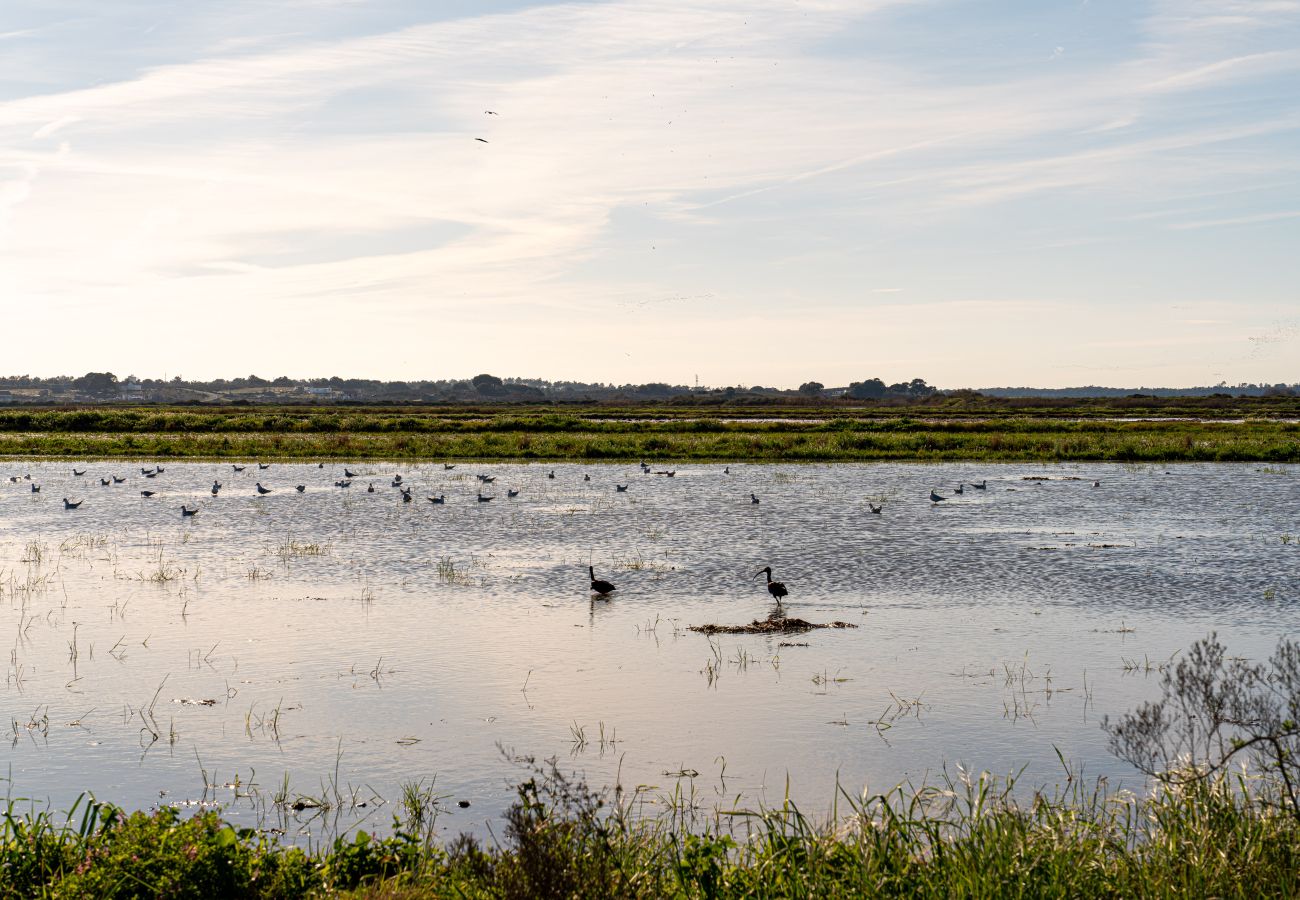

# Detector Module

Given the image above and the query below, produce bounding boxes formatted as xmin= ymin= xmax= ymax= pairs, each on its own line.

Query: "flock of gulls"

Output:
xmin=6 ymin=461 xmax=1103 ymax=609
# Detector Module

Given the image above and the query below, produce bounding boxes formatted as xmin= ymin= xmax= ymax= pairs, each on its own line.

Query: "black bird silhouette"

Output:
xmin=444 ymin=464 xmax=456 ymax=470
xmin=724 ymin=466 xmax=730 ymax=474
xmin=335 ymin=480 xmax=352 ymax=488
xmin=392 ymin=475 xmax=403 ymax=486
xmin=63 ymin=498 xmax=82 ymax=509
xmin=144 ymin=471 xmax=157 ymax=478
xmin=296 ymin=485 xmax=306 ymax=493
xmin=141 ymin=467 xmax=155 ymax=475
xmin=232 ymin=465 xmax=245 ymax=473
xmin=344 ymin=468 xmax=358 ymax=478
xmin=475 ymin=137 xmax=489 ymax=143
xmin=428 ymin=495 xmax=445 ymax=504
xmin=869 ymin=503 xmax=883 ymax=514
xmin=140 ymin=490 xmax=156 ymax=497
xmin=583 ymin=474 xmax=590 ymax=481
xmin=255 ymin=483 xmax=273 ymax=495
xmin=484 ymin=110 xmax=498 ymax=115
xmin=930 ymin=490 xmax=945 ymax=503
xmin=212 ymin=482 xmax=221 ymax=495
xmin=259 ymin=463 xmax=270 ymax=470
xmin=954 ymin=484 xmax=965 ymax=495
xmin=402 ymin=491 xmax=412 ymax=503
xmin=751 ymin=493 xmax=759 ymax=504
xmin=589 ymin=566 xmax=615 ymax=596
xmin=31 ymin=484 xmax=40 ymax=493
xmin=72 ymin=469 xmax=86 ymax=476
xmin=548 ymin=470 xmax=555 ymax=479
xmin=367 ymin=483 xmax=376 ymax=493
xmin=480 ymin=476 xmax=496 ymax=484
xmin=112 ymin=475 xmax=126 ymax=484
xmin=972 ymin=480 xmax=987 ymax=490
xmin=477 ymin=492 xmax=494 ymax=502
xmin=755 ymin=566 xmax=788 ymax=603
xmin=615 ymin=484 xmax=628 ymax=492
xmin=156 ymin=466 xmax=164 ymax=474
xmin=507 ymin=489 xmax=520 ymax=498
xmin=180 ymin=505 xmax=198 ymax=517
xmin=100 ymin=478 xmax=111 ymax=486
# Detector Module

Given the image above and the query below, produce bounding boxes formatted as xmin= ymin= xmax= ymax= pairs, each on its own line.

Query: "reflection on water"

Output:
xmin=1 ymin=460 xmax=1296 ymax=841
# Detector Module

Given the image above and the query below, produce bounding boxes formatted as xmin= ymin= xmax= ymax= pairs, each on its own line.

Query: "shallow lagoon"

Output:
xmin=1 ymin=460 xmax=1296 ymax=841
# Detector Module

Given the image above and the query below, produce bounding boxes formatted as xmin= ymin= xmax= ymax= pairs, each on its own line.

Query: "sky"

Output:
xmin=0 ymin=0 xmax=1297 ymax=389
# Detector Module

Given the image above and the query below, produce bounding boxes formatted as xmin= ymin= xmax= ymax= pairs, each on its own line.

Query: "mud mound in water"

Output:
xmin=690 ymin=612 xmax=858 ymax=635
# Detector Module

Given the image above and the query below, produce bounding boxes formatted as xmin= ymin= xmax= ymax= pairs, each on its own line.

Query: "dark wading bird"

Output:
xmin=180 ymin=505 xmax=198 ymax=517
xmin=112 ymin=475 xmax=126 ymax=484
xmin=507 ymin=489 xmax=519 ymax=498
xmin=140 ymin=491 xmax=156 ymax=497
xmin=954 ymin=484 xmax=964 ymax=495
xmin=367 ymin=483 xmax=376 ymax=493
xmin=751 ymin=493 xmax=759 ymax=504
xmin=141 ymin=467 xmax=155 ymax=475
xmin=255 ymin=483 xmax=273 ymax=495
xmin=869 ymin=503 xmax=882 ymax=514
xmin=31 ymin=484 xmax=40 ymax=493
xmin=428 ymin=495 xmax=445 ymax=504
xmin=72 ymin=469 xmax=85 ymax=476
xmin=401 ymin=490 xmax=412 ymax=503
xmin=212 ymin=481 xmax=221 ymax=495
xmin=100 ymin=478 xmax=111 ymax=486
xmin=583 ymin=473 xmax=590 ymax=481
xmin=475 ymin=137 xmax=489 ymax=143
xmin=259 ymin=463 xmax=270 ymax=470
xmin=63 ymin=498 xmax=82 ymax=509
xmin=615 ymin=484 xmax=628 ymax=492
xmin=972 ymin=480 xmax=987 ymax=490
xmin=930 ymin=490 xmax=945 ymax=503
xmin=477 ymin=492 xmax=494 ymax=502
xmin=232 ymin=465 xmax=245 ymax=473
xmin=589 ymin=566 xmax=615 ymax=597
xmin=296 ymin=485 xmax=306 ymax=493
xmin=444 ymin=464 xmax=455 ymax=470
xmin=547 ymin=470 xmax=555 ymax=479
xmin=344 ymin=468 xmax=358 ymax=479
xmin=755 ymin=566 xmax=788 ymax=604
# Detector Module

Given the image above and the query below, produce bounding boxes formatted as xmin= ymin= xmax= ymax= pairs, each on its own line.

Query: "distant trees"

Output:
xmin=472 ymin=373 xmax=505 ymax=396
xmin=846 ymin=378 xmax=886 ymax=400
xmin=798 ymin=381 xmax=825 ymax=396
xmin=73 ymin=372 xmax=118 ymax=397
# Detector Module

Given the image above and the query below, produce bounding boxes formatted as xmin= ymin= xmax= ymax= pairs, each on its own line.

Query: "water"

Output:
xmin=1 ymin=460 xmax=1296 ymax=841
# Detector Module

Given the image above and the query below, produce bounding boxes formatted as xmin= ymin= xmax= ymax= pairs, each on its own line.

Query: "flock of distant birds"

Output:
xmin=7 ymin=460 xmax=1102 ymax=608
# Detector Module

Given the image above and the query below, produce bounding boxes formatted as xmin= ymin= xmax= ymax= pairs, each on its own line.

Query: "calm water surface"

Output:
xmin=1 ymin=460 xmax=1296 ymax=841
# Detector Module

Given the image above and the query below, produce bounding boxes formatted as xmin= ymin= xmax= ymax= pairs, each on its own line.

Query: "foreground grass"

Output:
xmin=0 ymin=405 xmax=1295 ymax=462
xmin=4 ymin=764 xmax=1298 ymax=898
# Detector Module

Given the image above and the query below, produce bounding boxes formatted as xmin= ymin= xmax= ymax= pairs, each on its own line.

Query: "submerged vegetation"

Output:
xmin=0 ymin=398 xmax=1295 ymax=461
xmin=5 ymin=633 xmax=1300 ymax=897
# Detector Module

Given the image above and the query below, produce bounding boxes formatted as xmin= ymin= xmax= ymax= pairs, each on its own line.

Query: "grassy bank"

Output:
xmin=0 ymin=405 xmax=1295 ymax=461
xmin=4 ymin=763 xmax=1298 ymax=898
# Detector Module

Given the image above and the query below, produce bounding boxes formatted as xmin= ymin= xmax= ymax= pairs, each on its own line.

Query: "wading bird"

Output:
xmin=477 ymin=492 xmax=494 ymax=502
xmin=180 ymin=505 xmax=198 ymax=517
xmin=255 ymin=483 xmax=272 ymax=495
xmin=930 ymin=490 xmax=945 ymax=503
xmin=296 ymin=485 xmax=306 ymax=493
xmin=100 ymin=478 xmax=111 ymax=486
xmin=589 ymin=566 xmax=615 ymax=596
xmin=751 ymin=493 xmax=759 ymax=504
xmin=140 ymin=491 xmax=156 ymax=497
xmin=548 ymin=470 xmax=556 ymax=479
xmin=211 ymin=481 xmax=221 ymax=495
xmin=344 ymin=469 xmax=358 ymax=479
xmin=63 ymin=498 xmax=82 ymax=509
xmin=615 ymin=484 xmax=628 ymax=492
xmin=428 ymin=495 xmax=445 ymax=504
xmin=972 ymin=480 xmax=987 ymax=490
xmin=755 ymin=567 xmax=787 ymax=604
xmin=31 ymin=484 xmax=40 ymax=493
xmin=112 ymin=476 xmax=126 ymax=484
xmin=954 ymin=484 xmax=964 ymax=495
xmin=869 ymin=503 xmax=882 ymax=514
xmin=232 ymin=465 xmax=245 ymax=473
xmin=367 ymin=483 xmax=375 ymax=493
xmin=444 ymin=464 xmax=455 ymax=470
xmin=259 ymin=463 xmax=270 ymax=470
xmin=507 ymin=489 xmax=520 ymax=498
xmin=72 ymin=469 xmax=85 ymax=476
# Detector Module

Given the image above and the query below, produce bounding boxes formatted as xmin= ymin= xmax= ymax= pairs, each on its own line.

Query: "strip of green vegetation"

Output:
xmin=3 ymin=764 xmax=1297 ymax=899
xmin=0 ymin=417 xmax=1294 ymax=461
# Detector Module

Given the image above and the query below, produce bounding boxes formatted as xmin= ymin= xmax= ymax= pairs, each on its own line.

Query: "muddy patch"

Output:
xmin=690 ymin=613 xmax=858 ymax=635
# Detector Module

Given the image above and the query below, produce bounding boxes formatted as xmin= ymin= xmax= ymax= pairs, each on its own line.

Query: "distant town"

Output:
xmin=0 ymin=372 xmax=1295 ymax=405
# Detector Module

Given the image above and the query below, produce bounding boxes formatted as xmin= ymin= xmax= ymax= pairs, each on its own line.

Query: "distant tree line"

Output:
xmin=0 ymin=372 xmax=1294 ymax=405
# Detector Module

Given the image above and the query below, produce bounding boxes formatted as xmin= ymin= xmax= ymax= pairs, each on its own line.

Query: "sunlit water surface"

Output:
xmin=1 ymin=460 xmax=1296 ymax=842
